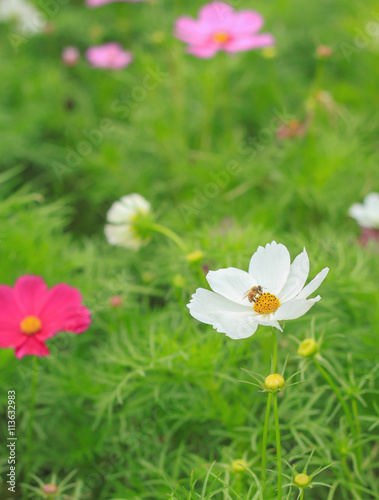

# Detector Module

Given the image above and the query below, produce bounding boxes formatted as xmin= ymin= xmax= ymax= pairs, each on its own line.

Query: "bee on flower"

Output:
xmin=187 ymin=241 xmax=329 ymax=339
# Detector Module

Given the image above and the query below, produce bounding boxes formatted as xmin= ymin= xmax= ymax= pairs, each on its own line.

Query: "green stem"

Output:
xmin=273 ymin=394 xmax=282 ymax=500
xmin=261 ymin=392 xmax=272 ymax=500
xmin=149 ymin=223 xmax=188 ymax=253
xmin=261 ymin=328 xmax=280 ymax=499
xmin=26 ymin=357 xmax=38 ymax=478
xmin=300 ymin=490 xmax=304 ymax=500
xmin=313 ymin=359 xmax=355 ymax=436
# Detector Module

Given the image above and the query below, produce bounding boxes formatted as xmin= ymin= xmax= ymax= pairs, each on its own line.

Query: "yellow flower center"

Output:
xmin=20 ymin=315 xmax=42 ymax=335
xmin=213 ymin=31 xmax=231 ymax=43
xmin=253 ymin=293 xmax=280 ymax=314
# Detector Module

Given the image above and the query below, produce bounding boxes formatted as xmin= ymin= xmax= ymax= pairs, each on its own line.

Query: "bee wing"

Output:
xmin=242 ymin=290 xmax=250 ymax=299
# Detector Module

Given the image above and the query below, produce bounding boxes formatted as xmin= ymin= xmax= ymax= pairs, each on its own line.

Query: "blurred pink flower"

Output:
xmin=0 ymin=275 xmax=91 ymax=359
xmin=175 ymin=1 xmax=275 ymax=59
xmin=359 ymin=227 xmax=379 ymax=247
xmin=62 ymin=46 xmax=80 ymax=66
xmin=86 ymin=0 xmax=144 ymax=7
xmin=86 ymin=43 xmax=133 ymax=69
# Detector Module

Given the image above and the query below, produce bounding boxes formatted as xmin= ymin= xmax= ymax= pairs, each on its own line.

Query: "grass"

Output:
xmin=0 ymin=0 xmax=378 ymax=498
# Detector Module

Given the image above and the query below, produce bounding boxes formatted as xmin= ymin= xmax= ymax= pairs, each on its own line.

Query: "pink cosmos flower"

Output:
xmin=0 ymin=275 xmax=91 ymax=359
xmin=86 ymin=0 xmax=144 ymax=7
xmin=174 ymin=2 xmax=275 ymax=59
xmin=86 ymin=43 xmax=133 ymax=69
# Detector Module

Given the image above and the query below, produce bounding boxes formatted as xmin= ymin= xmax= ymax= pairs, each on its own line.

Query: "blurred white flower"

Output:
xmin=187 ymin=241 xmax=328 ymax=339
xmin=104 ymin=194 xmax=152 ymax=250
xmin=348 ymin=192 xmax=379 ymax=229
xmin=0 ymin=0 xmax=46 ymax=34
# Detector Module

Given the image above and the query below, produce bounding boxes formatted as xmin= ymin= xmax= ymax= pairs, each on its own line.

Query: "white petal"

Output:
xmin=120 ymin=193 xmax=151 ymax=214
xmin=348 ymin=203 xmax=372 ymax=228
xmin=106 ymin=194 xmax=151 ymax=224
xmin=248 ymin=241 xmax=291 ymax=295
xmin=254 ymin=317 xmax=283 ymax=332
xmin=216 ymin=313 xmax=259 ymax=339
xmin=187 ymin=288 xmax=257 ymax=339
xmin=206 ymin=268 xmax=257 ymax=305
xmin=104 ymin=224 xmax=141 ymax=250
xmin=364 ymin=192 xmax=379 ymax=209
xmin=278 ymin=248 xmax=309 ymax=302
xmin=296 ymin=268 xmax=329 ymax=300
xmin=273 ymin=297 xmax=320 ymax=321
xmin=106 ymin=201 xmax=134 ymax=224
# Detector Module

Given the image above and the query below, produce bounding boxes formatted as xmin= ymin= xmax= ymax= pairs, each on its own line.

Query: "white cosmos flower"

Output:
xmin=348 ymin=192 xmax=379 ymax=229
xmin=0 ymin=0 xmax=46 ymax=34
xmin=104 ymin=194 xmax=152 ymax=250
xmin=187 ymin=241 xmax=329 ymax=340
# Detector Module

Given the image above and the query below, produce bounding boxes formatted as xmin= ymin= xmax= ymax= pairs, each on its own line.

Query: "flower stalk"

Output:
xmin=261 ymin=328 xmax=282 ymax=499
xmin=26 ymin=357 xmax=39 ymax=478
xmin=273 ymin=393 xmax=282 ymax=500
xmin=261 ymin=392 xmax=272 ymax=499
xmin=148 ymin=223 xmax=188 ymax=253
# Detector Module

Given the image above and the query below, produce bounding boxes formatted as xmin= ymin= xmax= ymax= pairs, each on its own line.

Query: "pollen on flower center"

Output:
xmin=20 ymin=315 xmax=42 ymax=335
xmin=253 ymin=293 xmax=280 ymax=314
xmin=212 ymin=31 xmax=231 ymax=43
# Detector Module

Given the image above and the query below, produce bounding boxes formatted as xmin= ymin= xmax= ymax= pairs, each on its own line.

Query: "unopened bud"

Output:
xmin=62 ymin=46 xmax=80 ymax=66
xmin=186 ymin=250 xmax=204 ymax=263
xmin=42 ymin=484 xmax=58 ymax=494
xmin=151 ymin=31 xmax=165 ymax=44
xmin=298 ymin=338 xmax=317 ymax=357
xmin=231 ymin=459 xmax=248 ymax=472
xmin=264 ymin=373 xmax=285 ymax=391
xmin=316 ymin=45 xmax=333 ymax=58
xmin=142 ymin=272 xmax=154 ymax=284
xmin=295 ymin=473 xmax=311 ymax=488
xmin=110 ymin=295 xmax=122 ymax=307
xmin=261 ymin=47 xmax=277 ymax=58
xmin=172 ymin=274 xmax=186 ymax=288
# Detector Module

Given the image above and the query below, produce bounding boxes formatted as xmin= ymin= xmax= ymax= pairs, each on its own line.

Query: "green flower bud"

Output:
xmin=231 ymin=459 xmax=248 ymax=472
xmin=172 ymin=274 xmax=186 ymax=288
xmin=264 ymin=373 xmax=285 ymax=391
xmin=295 ymin=473 xmax=311 ymax=488
xmin=298 ymin=338 xmax=318 ymax=357
xmin=186 ymin=250 xmax=204 ymax=263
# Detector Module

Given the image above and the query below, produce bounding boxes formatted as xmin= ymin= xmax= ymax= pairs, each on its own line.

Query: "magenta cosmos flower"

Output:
xmin=0 ymin=275 xmax=91 ymax=359
xmin=86 ymin=0 xmax=144 ymax=6
xmin=175 ymin=2 xmax=275 ymax=59
xmin=86 ymin=43 xmax=133 ymax=69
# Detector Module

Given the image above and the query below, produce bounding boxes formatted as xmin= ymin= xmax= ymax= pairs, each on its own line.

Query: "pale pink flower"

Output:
xmin=86 ymin=0 xmax=144 ymax=7
xmin=86 ymin=43 xmax=133 ymax=69
xmin=175 ymin=2 xmax=275 ymax=59
xmin=62 ymin=46 xmax=80 ymax=66
xmin=0 ymin=275 xmax=91 ymax=359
